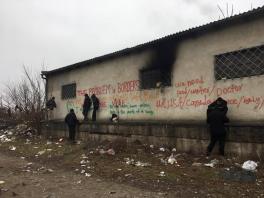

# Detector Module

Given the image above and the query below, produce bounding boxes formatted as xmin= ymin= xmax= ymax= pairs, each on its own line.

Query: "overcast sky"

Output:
xmin=0 ymin=0 xmax=263 ymax=89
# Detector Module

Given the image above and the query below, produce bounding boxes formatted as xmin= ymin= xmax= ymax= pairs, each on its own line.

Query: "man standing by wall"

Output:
xmin=65 ymin=109 xmax=79 ymax=143
xmin=206 ymin=97 xmax=229 ymax=156
xmin=82 ymin=94 xmax=91 ymax=121
xmin=91 ymin=94 xmax=99 ymax=121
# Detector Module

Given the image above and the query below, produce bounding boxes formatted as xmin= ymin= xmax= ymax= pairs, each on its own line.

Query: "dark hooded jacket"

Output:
xmin=91 ymin=94 xmax=99 ymax=111
xmin=82 ymin=95 xmax=91 ymax=113
xmin=65 ymin=111 xmax=78 ymax=127
xmin=207 ymin=109 xmax=229 ymax=136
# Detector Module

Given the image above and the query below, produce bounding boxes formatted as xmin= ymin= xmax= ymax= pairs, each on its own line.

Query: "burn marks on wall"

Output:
xmin=140 ymin=41 xmax=177 ymax=89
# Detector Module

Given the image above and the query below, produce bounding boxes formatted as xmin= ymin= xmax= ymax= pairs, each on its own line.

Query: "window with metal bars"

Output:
xmin=61 ymin=83 xmax=76 ymax=99
xmin=214 ymin=45 xmax=264 ymax=80
xmin=140 ymin=68 xmax=171 ymax=89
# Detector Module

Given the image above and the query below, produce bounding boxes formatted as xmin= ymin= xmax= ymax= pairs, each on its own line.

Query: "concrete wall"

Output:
xmin=47 ymin=17 xmax=264 ymax=122
xmin=41 ymin=121 xmax=264 ymax=158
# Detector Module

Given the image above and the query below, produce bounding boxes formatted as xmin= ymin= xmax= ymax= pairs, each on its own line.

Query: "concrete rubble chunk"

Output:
xmin=168 ymin=154 xmax=177 ymax=165
xmin=9 ymin=146 xmax=16 ymax=151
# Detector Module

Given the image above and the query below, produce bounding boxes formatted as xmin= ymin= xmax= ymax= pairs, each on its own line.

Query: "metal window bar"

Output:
xmin=215 ymin=45 xmax=264 ymax=80
xmin=61 ymin=83 xmax=76 ymax=99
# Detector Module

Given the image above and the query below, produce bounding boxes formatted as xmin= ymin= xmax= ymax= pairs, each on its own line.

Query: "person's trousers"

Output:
xmin=69 ymin=126 xmax=76 ymax=141
xmin=83 ymin=110 xmax=89 ymax=120
xmin=207 ymin=134 xmax=226 ymax=156
xmin=92 ymin=110 xmax=96 ymax=121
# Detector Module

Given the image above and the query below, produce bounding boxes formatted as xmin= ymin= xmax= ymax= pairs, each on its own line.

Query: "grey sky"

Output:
xmin=0 ymin=0 xmax=263 ymax=89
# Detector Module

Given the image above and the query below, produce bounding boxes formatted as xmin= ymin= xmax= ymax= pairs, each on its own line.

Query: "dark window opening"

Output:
xmin=215 ymin=45 xmax=264 ymax=80
xmin=61 ymin=83 xmax=76 ymax=99
xmin=140 ymin=68 xmax=171 ymax=89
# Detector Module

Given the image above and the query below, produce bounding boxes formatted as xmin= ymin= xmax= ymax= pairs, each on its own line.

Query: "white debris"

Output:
xmin=9 ymin=146 xmax=16 ymax=151
xmin=25 ymin=139 xmax=31 ymax=144
xmin=47 ymin=169 xmax=54 ymax=173
xmin=37 ymin=150 xmax=46 ymax=155
xmin=172 ymin=148 xmax=177 ymax=152
xmin=27 ymin=162 xmax=33 ymax=166
xmin=0 ymin=181 xmax=5 ymax=184
xmin=81 ymin=170 xmax=85 ymax=174
xmin=242 ymin=160 xmax=258 ymax=171
xmin=99 ymin=149 xmax=106 ymax=155
xmin=124 ymin=174 xmax=132 ymax=177
xmin=21 ymin=157 xmax=25 ymax=160
xmin=124 ymin=158 xmax=135 ymax=165
xmin=81 ymin=154 xmax=88 ymax=159
xmin=46 ymin=149 xmax=52 ymax=152
xmin=0 ymin=135 xmax=12 ymax=142
xmin=46 ymin=141 xmax=52 ymax=145
xmin=117 ymin=169 xmax=122 ymax=171
xmin=192 ymin=162 xmax=202 ymax=167
xmin=85 ymin=173 xmax=91 ymax=177
xmin=159 ymin=147 xmax=165 ymax=152
xmin=107 ymin=148 xmax=115 ymax=155
xmin=159 ymin=171 xmax=166 ymax=177
xmin=89 ymin=151 xmax=94 ymax=154
xmin=80 ymin=160 xmax=89 ymax=164
xmin=135 ymin=161 xmax=151 ymax=167
xmin=59 ymin=138 xmax=63 ymax=142
xmin=76 ymin=180 xmax=82 ymax=184
xmin=150 ymin=145 xmax=154 ymax=149
xmin=204 ymin=159 xmax=219 ymax=168
xmin=168 ymin=154 xmax=177 ymax=165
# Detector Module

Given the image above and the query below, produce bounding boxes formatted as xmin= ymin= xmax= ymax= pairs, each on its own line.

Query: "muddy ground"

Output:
xmin=0 ymin=125 xmax=264 ymax=198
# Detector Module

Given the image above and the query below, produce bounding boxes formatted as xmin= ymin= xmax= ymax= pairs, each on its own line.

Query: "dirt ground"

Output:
xmin=0 ymin=125 xmax=264 ymax=198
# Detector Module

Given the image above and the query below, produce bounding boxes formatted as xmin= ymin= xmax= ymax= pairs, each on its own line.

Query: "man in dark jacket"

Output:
xmin=91 ymin=94 xmax=99 ymax=121
xmin=46 ymin=97 xmax=57 ymax=110
xmin=82 ymin=94 xmax=91 ymax=121
xmin=65 ymin=109 xmax=79 ymax=142
xmin=207 ymin=98 xmax=229 ymax=156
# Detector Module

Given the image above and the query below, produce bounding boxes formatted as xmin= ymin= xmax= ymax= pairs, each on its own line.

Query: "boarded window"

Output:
xmin=215 ymin=45 xmax=264 ymax=80
xmin=140 ymin=68 xmax=171 ymax=89
xmin=61 ymin=83 xmax=76 ymax=99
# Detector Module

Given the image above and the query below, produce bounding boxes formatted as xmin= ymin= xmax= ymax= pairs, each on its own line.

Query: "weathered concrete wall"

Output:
xmin=47 ymin=16 xmax=264 ymax=122
xmin=41 ymin=121 xmax=264 ymax=158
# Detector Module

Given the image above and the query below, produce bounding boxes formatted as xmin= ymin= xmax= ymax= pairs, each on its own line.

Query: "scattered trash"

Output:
xmin=124 ymin=174 xmax=132 ymax=177
xmin=47 ymin=169 xmax=54 ymax=173
xmin=9 ymin=146 xmax=16 ymax=151
xmin=172 ymin=148 xmax=177 ymax=152
xmin=117 ymin=169 xmax=122 ymax=171
xmin=168 ymin=154 xmax=177 ymax=165
xmin=159 ymin=148 xmax=165 ymax=152
xmin=85 ymin=173 xmax=91 ymax=177
xmin=159 ymin=171 xmax=166 ymax=177
xmin=150 ymin=145 xmax=154 ymax=149
xmin=135 ymin=161 xmax=151 ymax=167
xmin=242 ymin=160 xmax=258 ymax=171
xmin=107 ymin=148 xmax=115 ymax=155
xmin=59 ymin=138 xmax=63 ymax=142
xmin=0 ymin=181 xmax=5 ymax=184
xmin=81 ymin=170 xmax=85 ymax=174
xmin=0 ymin=135 xmax=12 ymax=143
xmin=37 ymin=150 xmax=46 ymax=155
xmin=27 ymin=162 xmax=33 ymax=166
xmin=46 ymin=141 xmax=52 ymax=145
xmin=192 ymin=162 xmax=202 ymax=167
xmin=204 ymin=159 xmax=219 ymax=168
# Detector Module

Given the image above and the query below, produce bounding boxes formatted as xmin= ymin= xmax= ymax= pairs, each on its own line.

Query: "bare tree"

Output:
xmin=3 ymin=66 xmax=46 ymax=133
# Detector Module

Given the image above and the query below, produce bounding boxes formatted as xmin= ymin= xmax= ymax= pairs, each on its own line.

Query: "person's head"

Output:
xmin=84 ymin=94 xmax=88 ymax=98
xmin=70 ymin=109 xmax=74 ymax=113
xmin=216 ymin=97 xmax=225 ymax=105
xmin=52 ymin=96 xmax=55 ymax=100
xmin=91 ymin=94 xmax=96 ymax=98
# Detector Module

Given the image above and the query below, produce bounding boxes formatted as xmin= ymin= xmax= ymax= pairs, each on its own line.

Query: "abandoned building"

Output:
xmin=41 ymin=7 xmax=264 ymax=157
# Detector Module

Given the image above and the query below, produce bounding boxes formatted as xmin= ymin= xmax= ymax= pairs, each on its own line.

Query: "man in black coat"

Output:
xmin=207 ymin=98 xmax=229 ymax=156
xmin=91 ymin=94 xmax=99 ymax=121
xmin=82 ymin=94 xmax=91 ymax=121
xmin=46 ymin=97 xmax=57 ymax=110
xmin=65 ymin=109 xmax=79 ymax=142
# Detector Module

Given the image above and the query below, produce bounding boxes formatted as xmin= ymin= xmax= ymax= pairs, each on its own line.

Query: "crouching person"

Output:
xmin=65 ymin=109 xmax=79 ymax=143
